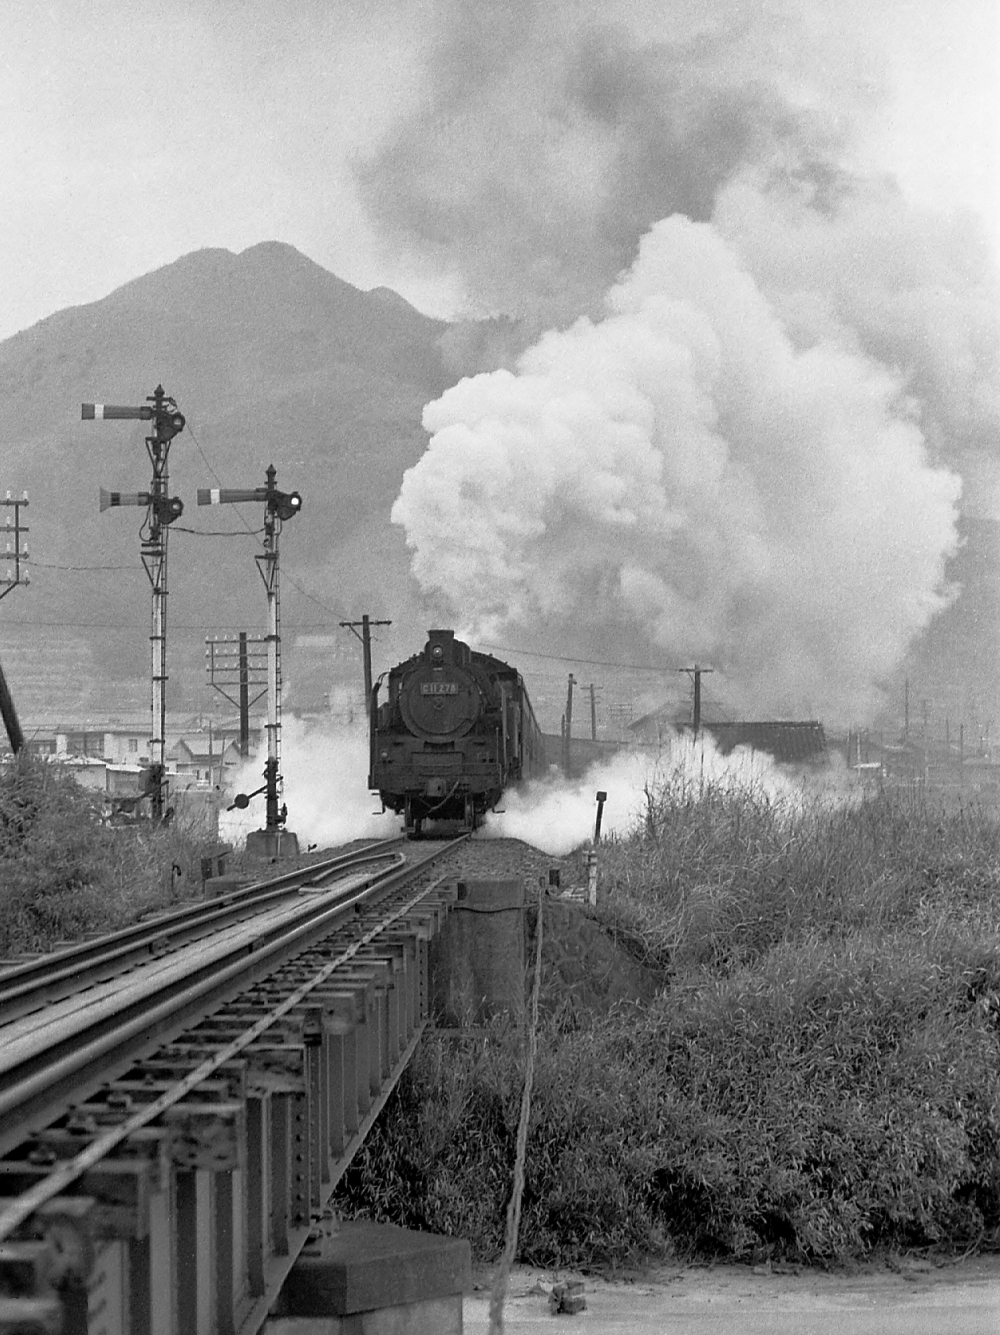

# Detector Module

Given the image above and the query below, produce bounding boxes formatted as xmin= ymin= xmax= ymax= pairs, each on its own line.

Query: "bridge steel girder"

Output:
xmin=0 ymin=886 xmax=457 ymax=1335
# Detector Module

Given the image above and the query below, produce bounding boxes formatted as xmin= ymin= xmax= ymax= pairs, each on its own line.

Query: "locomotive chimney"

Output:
xmin=426 ymin=628 xmax=457 ymax=665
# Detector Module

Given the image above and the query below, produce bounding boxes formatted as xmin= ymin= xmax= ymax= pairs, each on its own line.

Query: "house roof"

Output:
xmin=170 ymin=737 xmax=242 ymax=762
xmin=703 ymin=721 xmax=828 ymax=765
xmin=629 ymin=708 xmax=828 ymax=765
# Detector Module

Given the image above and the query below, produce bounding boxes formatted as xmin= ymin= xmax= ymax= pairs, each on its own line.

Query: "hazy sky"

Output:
xmin=0 ymin=0 xmax=997 ymax=342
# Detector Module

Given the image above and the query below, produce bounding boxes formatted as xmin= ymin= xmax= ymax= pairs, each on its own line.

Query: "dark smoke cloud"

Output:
xmin=356 ymin=0 xmax=859 ymax=335
xmin=366 ymin=0 xmax=999 ymax=724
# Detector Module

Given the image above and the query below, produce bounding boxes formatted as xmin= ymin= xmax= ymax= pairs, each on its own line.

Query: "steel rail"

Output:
xmin=0 ymin=848 xmax=406 ymax=1020
xmin=0 ymin=854 xmax=458 ymax=1244
xmin=0 ymin=839 xmax=405 ymax=1006
xmin=0 ymin=843 xmax=457 ymax=1163
xmin=0 ymin=872 xmax=451 ymax=1242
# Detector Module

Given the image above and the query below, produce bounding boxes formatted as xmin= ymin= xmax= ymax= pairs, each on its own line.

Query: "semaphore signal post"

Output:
xmin=84 ymin=386 xmax=185 ymax=822
xmin=199 ymin=465 xmax=302 ymax=857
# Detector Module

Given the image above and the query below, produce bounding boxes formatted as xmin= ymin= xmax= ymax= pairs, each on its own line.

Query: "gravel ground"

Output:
xmin=465 ymin=1259 xmax=1000 ymax=1333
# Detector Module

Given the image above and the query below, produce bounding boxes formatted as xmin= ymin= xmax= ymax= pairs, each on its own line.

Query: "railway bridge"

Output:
xmin=0 ymin=841 xmax=524 ymax=1334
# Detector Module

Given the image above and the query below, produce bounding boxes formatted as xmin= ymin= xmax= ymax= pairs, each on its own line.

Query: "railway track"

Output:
xmin=0 ymin=836 xmax=466 ymax=1334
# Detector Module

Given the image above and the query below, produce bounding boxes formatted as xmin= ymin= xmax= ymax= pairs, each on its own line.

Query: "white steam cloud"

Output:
xmin=368 ymin=0 xmax=999 ymax=727
xmin=220 ymin=719 xmax=398 ymax=850
xmin=393 ymin=216 xmax=961 ymax=722
xmin=483 ymin=732 xmax=838 ymax=856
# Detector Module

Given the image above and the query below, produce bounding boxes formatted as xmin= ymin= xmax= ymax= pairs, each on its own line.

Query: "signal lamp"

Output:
xmin=153 ymin=495 xmax=184 ymax=525
xmin=269 ymin=490 xmax=302 ymax=521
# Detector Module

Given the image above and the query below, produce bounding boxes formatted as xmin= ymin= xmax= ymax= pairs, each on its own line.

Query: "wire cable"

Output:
xmin=477 ymin=641 xmax=679 ymax=673
xmin=183 ymin=417 xmax=258 ymax=536
xmin=172 ymin=525 xmax=264 ymax=537
xmin=281 ymin=570 xmax=350 ymax=623
xmin=488 ymin=881 xmax=544 ymax=1334
xmin=29 ymin=561 xmax=140 ymax=572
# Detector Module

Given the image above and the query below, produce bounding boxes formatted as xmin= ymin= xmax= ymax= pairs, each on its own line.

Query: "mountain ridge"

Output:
xmin=0 ymin=242 xmax=453 ymax=715
xmin=0 ymin=242 xmax=996 ymax=739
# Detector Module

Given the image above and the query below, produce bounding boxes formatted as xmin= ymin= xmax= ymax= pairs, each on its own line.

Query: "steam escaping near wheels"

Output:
xmin=481 ymin=735 xmax=854 ymax=857
xmin=220 ymin=718 xmax=398 ymax=850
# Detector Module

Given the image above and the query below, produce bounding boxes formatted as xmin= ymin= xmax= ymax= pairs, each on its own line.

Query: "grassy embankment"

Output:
xmin=0 ymin=755 xmax=206 ymax=954
xmin=337 ymin=771 xmax=1000 ymax=1268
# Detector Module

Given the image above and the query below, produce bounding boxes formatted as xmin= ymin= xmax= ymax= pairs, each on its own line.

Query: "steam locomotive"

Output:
xmin=369 ymin=629 xmax=546 ymax=834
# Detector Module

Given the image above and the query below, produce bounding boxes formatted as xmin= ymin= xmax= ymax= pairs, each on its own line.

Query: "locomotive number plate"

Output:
xmin=421 ymin=682 xmax=458 ymax=695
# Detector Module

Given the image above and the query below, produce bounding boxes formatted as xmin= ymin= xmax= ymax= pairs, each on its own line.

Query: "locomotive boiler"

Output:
xmin=369 ymin=628 xmax=546 ymax=834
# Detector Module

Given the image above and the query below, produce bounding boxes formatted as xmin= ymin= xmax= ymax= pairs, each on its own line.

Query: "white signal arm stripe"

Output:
xmin=210 ymin=488 xmax=221 ymax=504
xmin=94 ymin=404 xmax=105 ymax=419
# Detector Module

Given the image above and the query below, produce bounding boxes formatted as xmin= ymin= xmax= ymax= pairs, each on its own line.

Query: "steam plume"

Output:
xmin=369 ymin=0 xmax=996 ymax=724
xmin=220 ymin=720 xmax=397 ymax=849
xmin=358 ymin=0 xmax=877 ymax=335
xmin=484 ymin=731 xmax=844 ymax=856
xmin=392 ymin=216 xmax=960 ymax=722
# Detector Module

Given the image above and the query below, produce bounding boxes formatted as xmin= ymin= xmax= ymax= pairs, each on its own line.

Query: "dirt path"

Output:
xmin=464 ymin=1258 xmax=1000 ymax=1332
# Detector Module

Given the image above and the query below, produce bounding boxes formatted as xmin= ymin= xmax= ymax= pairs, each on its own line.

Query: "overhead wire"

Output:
xmin=184 ymin=413 xmax=351 ymax=622
xmin=477 ymin=640 xmax=682 ymax=673
xmin=29 ymin=561 xmax=139 ymax=572
xmin=30 ymin=408 xmax=702 ymax=681
xmin=172 ymin=525 xmax=264 ymax=537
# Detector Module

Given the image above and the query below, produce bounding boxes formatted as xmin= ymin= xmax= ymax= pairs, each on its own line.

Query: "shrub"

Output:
xmin=336 ymin=1015 xmax=669 ymax=1266
xmin=0 ymin=755 xmax=202 ymax=953
xmin=338 ymin=785 xmax=1000 ymax=1267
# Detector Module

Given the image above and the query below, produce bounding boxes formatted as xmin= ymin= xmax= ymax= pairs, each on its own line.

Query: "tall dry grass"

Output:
xmin=339 ymin=776 xmax=1000 ymax=1265
xmin=0 ymin=755 xmax=206 ymax=953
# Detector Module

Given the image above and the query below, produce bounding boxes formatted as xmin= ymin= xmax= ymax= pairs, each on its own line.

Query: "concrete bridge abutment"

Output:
xmin=429 ymin=879 xmax=526 ymax=1028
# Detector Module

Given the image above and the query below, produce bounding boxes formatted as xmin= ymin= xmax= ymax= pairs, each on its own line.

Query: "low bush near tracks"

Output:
xmin=336 ymin=1013 xmax=671 ymax=1266
xmin=339 ymin=783 xmax=1000 ymax=1267
xmin=0 ymin=755 xmax=203 ymax=953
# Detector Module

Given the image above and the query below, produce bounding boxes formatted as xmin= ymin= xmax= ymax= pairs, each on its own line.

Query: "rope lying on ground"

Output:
xmin=489 ymin=881 xmax=545 ymax=1334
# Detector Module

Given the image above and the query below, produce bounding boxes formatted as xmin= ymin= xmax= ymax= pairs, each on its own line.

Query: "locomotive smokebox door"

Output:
xmin=401 ymin=667 xmax=481 ymax=739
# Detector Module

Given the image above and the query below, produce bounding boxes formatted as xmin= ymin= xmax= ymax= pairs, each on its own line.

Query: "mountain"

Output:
xmin=0 ymin=242 xmax=996 ymax=742
xmin=0 ymin=243 xmax=454 ymax=719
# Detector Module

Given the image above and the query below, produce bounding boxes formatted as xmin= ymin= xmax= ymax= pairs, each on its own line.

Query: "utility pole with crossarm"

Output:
xmin=0 ymin=491 xmax=29 ymax=753
xmin=199 ymin=465 xmax=302 ymax=858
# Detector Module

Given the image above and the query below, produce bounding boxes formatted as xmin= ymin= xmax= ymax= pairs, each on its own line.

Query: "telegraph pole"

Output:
xmin=677 ymin=665 xmax=713 ymax=734
xmin=0 ymin=493 xmax=29 ymax=604
xmin=563 ymin=673 xmax=576 ymax=777
xmin=588 ymin=683 xmax=601 ymax=741
xmin=339 ymin=614 xmax=392 ymax=717
xmin=85 ymin=387 xmax=185 ymax=821
xmin=205 ymin=632 xmax=268 ymax=756
xmin=0 ymin=491 xmax=29 ymax=754
xmin=199 ymin=466 xmax=302 ymax=857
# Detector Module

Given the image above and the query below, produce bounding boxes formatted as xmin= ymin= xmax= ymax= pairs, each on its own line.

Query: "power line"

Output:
xmin=282 ymin=570 xmax=349 ymax=622
xmin=1 ymin=618 xmax=349 ymax=631
xmin=477 ymin=641 xmax=677 ymax=673
xmin=186 ymin=417 xmax=348 ymax=623
xmin=172 ymin=525 xmax=264 ymax=537
xmin=31 ymin=561 xmax=141 ymax=572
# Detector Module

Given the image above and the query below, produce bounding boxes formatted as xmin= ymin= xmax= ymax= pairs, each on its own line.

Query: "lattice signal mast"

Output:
xmin=84 ymin=386 xmax=185 ymax=821
xmin=199 ymin=465 xmax=301 ymax=856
